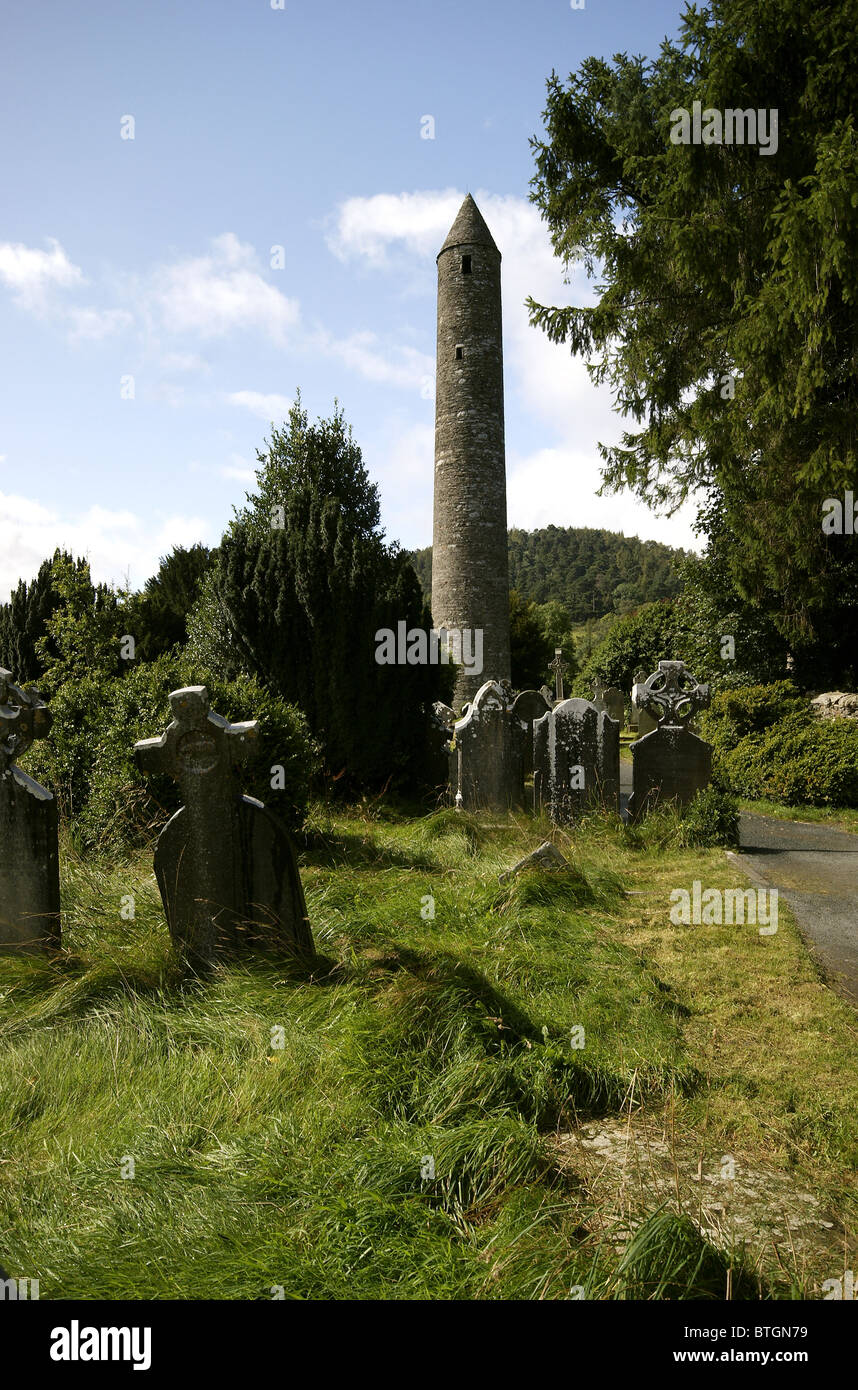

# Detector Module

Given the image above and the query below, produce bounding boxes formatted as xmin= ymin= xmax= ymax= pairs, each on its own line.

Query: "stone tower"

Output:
xmin=432 ymin=194 xmax=510 ymax=709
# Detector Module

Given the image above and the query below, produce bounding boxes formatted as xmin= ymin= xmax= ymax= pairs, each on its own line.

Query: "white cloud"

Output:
xmin=0 ymin=490 xmax=214 ymax=600
xmin=220 ymin=453 xmax=256 ymax=484
xmin=506 ymin=446 xmax=700 ymax=550
xmin=327 ymin=189 xmax=463 ymax=265
xmin=226 ymin=390 xmax=292 ymax=421
xmin=152 ymin=233 xmax=300 ymax=342
xmin=159 ymin=351 xmax=210 ymax=374
xmin=0 ymin=237 xmax=84 ymax=308
xmin=315 ymin=328 xmax=433 ymax=390
xmin=65 ymin=307 xmax=133 ymax=342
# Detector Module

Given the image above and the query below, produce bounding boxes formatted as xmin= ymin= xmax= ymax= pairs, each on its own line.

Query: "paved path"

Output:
xmin=737 ymin=813 xmax=858 ymax=1005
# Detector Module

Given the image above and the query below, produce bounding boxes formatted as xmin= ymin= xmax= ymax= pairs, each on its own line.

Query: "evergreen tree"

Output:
xmin=199 ymin=398 xmax=447 ymax=791
xmin=128 ymin=544 xmax=215 ymax=660
xmin=529 ymin=0 xmax=858 ymax=678
xmin=35 ymin=554 xmax=127 ymax=693
xmin=508 ymin=590 xmax=554 ymax=690
xmin=0 ymin=550 xmax=91 ymax=684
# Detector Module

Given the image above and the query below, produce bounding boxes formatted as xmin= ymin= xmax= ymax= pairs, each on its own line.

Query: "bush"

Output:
xmin=677 ymin=786 xmax=740 ymax=847
xmin=23 ymin=656 xmax=320 ymax=851
xmin=720 ymin=713 xmax=858 ymax=807
xmin=698 ymin=681 xmax=809 ymax=754
xmin=624 ymin=787 xmax=740 ymax=849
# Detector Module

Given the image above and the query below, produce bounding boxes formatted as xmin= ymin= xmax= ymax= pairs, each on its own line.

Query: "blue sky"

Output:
xmin=0 ymin=0 xmax=697 ymax=601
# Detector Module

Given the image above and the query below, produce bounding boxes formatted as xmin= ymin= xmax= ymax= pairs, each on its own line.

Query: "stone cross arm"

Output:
xmin=134 ymin=686 xmax=258 ymax=783
xmin=0 ymin=667 xmax=53 ymax=769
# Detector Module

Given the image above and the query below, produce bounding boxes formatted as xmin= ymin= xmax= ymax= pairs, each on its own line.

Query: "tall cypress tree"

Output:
xmin=208 ymin=397 xmax=448 ymax=791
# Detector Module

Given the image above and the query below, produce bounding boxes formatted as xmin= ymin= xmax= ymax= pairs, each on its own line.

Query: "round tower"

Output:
xmin=432 ymin=194 xmax=511 ymax=708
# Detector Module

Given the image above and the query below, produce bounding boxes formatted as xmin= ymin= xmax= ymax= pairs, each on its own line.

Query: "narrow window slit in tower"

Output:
xmin=455 ymin=345 xmax=464 ymax=360
xmin=461 ymin=254 xmax=472 ymax=274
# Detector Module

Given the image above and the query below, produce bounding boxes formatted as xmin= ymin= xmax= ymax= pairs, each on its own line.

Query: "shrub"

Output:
xmin=720 ymin=713 xmax=858 ymax=807
xmin=677 ymin=785 xmax=740 ymax=847
xmin=23 ymin=656 xmax=319 ymax=851
xmin=698 ymin=681 xmax=809 ymax=755
xmin=624 ymin=787 xmax=740 ymax=849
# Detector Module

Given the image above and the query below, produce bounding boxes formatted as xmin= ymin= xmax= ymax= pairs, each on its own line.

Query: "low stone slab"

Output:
xmin=498 ymin=840 xmax=568 ymax=883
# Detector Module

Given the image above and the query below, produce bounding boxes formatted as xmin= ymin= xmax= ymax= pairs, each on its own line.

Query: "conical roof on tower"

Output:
xmin=438 ymin=194 xmax=500 ymax=259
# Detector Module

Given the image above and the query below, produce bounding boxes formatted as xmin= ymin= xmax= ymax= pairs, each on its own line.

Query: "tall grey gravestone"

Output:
xmin=135 ymin=687 xmax=313 ymax=968
xmin=603 ymin=686 xmax=625 ymax=728
xmin=452 ymin=680 xmax=524 ymax=811
xmin=628 ymin=661 xmax=712 ymax=821
xmin=533 ymin=697 xmax=620 ymax=824
xmin=511 ymin=689 xmax=552 ymax=780
xmin=0 ymin=670 xmax=61 ymax=952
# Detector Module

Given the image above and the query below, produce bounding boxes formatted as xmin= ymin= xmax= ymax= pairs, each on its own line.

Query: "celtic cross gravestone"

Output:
xmin=134 ymin=686 xmax=313 ymax=968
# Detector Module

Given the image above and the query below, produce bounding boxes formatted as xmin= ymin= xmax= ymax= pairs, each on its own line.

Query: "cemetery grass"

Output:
xmin=1 ymin=807 xmax=856 ymax=1300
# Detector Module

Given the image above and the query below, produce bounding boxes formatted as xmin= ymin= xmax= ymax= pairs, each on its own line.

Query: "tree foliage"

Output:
xmin=409 ymin=525 xmax=684 ymax=624
xmin=192 ymin=397 xmax=448 ymax=792
xmin=0 ymin=551 xmax=83 ymax=683
xmin=128 ymin=544 xmax=215 ymax=661
xmin=529 ymin=0 xmax=858 ymax=675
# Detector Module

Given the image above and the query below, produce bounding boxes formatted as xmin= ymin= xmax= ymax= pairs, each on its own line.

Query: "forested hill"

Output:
xmin=408 ymin=526 xmax=688 ymax=622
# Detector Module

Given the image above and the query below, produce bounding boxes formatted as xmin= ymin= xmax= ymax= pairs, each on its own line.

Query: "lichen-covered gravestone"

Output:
xmin=134 ymin=686 xmax=313 ymax=968
xmin=451 ymin=680 xmax=524 ymax=811
xmin=532 ymin=697 xmax=620 ymax=824
xmin=628 ymin=661 xmax=711 ymax=821
xmin=511 ymin=689 xmax=552 ymax=780
xmin=0 ymin=670 xmax=60 ymax=952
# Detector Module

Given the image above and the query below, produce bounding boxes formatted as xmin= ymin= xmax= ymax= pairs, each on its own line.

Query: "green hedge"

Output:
xmin=697 ymin=681 xmax=810 ymax=754
xmin=23 ymin=656 xmax=320 ymax=851
xmin=718 ymin=713 xmax=858 ymax=807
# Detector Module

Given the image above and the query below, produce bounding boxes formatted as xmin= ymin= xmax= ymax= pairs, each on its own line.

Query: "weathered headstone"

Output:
xmin=451 ymin=680 xmax=524 ymax=811
xmin=539 ymin=684 xmax=555 ymax=707
xmin=628 ymin=661 xmax=712 ymax=820
xmin=603 ymin=686 xmax=625 ymax=728
xmin=533 ymin=697 xmax=620 ymax=823
xmin=135 ymin=687 xmax=313 ymax=967
xmin=590 ymin=679 xmax=607 ymax=713
xmin=0 ymin=670 xmax=61 ymax=953
xmin=511 ymin=689 xmax=552 ymax=780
